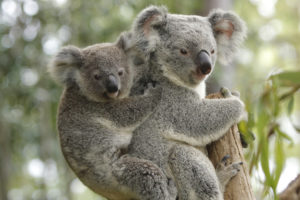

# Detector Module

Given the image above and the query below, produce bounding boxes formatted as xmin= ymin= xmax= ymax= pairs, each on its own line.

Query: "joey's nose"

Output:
xmin=106 ymin=75 xmax=119 ymax=93
xmin=195 ymin=50 xmax=212 ymax=75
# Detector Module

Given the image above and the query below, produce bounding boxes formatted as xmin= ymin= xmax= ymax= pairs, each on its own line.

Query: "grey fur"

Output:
xmin=126 ymin=6 xmax=247 ymax=200
xmin=49 ymin=35 xmax=177 ymax=200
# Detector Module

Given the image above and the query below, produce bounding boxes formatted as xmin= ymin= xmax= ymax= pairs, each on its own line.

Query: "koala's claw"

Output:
xmin=147 ymin=82 xmax=156 ymax=89
xmin=231 ymin=90 xmax=240 ymax=97
xmin=216 ymin=159 xmax=243 ymax=190
xmin=221 ymin=155 xmax=230 ymax=166
xmin=220 ymin=87 xmax=231 ymax=98
xmin=143 ymin=82 xmax=158 ymax=95
xmin=217 ymin=160 xmax=243 ymax=175
xmin=217 ymin=156 xmax=243 ymax=176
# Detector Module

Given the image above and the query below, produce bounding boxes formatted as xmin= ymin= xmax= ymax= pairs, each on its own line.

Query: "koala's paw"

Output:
xmin=216 ymin=155 xmax=243 ymax=190
xmin=221 ymin=87 xmax=247 ymax=120
xmin=144 ymin=82 xmax=162 ymax=98
xmin=143 ymin=82 xmax=156 ymax=95
xmin=220 ymin=87 xmax=232 ymax=98
xmin=238 ymin=106 xmax=248 ymax=122
xmin=220 ymin=87 xmax=240 ymax=98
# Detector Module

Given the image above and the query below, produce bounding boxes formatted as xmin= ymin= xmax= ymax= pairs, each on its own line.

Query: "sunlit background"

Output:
xmin=0 ymin=0 xmax=299 ymax=199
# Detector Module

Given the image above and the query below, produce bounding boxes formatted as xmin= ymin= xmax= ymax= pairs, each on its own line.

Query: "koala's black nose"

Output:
xmin=106 ymin=75 xmax=119 ymax=93
xmin=195 ymin=50 xmax=212 ymax=75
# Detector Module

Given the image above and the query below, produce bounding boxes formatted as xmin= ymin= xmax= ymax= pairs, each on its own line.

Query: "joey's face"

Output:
xmin=157 ymin=16 xmax=217 ymax=88
xmin=77 ymin=45 xmax=133 ymax=102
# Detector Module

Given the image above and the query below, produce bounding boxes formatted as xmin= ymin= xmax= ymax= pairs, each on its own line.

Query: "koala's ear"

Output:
xmin=208 ymin=9 xmax=247 ymax=64
xmin=48 ymin=45 xmax=83 ymax=85
xmin=133 ymin=5 xmax=167 ymax=36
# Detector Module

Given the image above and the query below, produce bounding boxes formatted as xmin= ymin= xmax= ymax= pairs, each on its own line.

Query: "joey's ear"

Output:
xmin=116 ymin=32 xmax=132 ymax=51
xmin=133 ymin=5 xmax=167 ymax=38
xmin=48 ymin=45 xmax=83 ymax=85
xmin=208 ymin=9 xmax=247 ymax=64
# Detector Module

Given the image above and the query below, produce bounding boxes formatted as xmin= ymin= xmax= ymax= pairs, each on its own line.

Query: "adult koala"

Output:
xmin=126 ymin=6 xmax=247 ymax=200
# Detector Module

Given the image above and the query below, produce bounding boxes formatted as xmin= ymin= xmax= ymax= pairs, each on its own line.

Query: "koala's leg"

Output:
xmin=215 ymin=155 xmax=243 ymax=193
xmin=168 ymin=145 xmax=222 ymax=200
xmin=112 ymin=155 xmax=177 ymax=200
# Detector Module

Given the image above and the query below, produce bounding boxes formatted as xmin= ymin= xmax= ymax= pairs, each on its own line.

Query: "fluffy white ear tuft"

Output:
xmin=133 ymin=5 xmax=167 ymax=36
xmin=208 ymin=9 xmax=247 ymax=64
xmin=48 ymin=45 xmax=83 ymax=85
xmin=131 ymin=6 xmax=168 ymax=56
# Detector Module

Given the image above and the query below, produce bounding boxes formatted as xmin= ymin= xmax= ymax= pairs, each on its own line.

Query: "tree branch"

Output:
xmin=206 ymin=92 xmax=256 ymax=200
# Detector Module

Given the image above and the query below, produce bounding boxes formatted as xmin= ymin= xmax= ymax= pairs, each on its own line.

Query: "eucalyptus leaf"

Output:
xmin=273 ymin=135 xmax=284 ymax=189
xmin=270 ymin=71 xmax=300 ymax=87
xmin=275 ymin=127 xmax=293 ymax=144
xmin=287 ymin=96 xmax=294 ymax=116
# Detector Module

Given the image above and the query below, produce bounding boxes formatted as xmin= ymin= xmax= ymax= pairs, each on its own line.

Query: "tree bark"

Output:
xmin=206 ymin=92 xmax=255 ymax=200
xmin=279 ymin=174 xmax=300 ymax=200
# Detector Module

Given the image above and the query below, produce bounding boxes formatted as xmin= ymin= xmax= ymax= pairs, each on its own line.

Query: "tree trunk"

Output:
xmin=279 ymin=174 xmax=300 ymax=200
xmin=206 ymin=92 xmax=255 ymax=200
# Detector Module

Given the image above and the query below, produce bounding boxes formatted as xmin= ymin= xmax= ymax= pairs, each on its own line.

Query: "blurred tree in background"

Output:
xmin=0 ymin=0 xmax=299 ymax=200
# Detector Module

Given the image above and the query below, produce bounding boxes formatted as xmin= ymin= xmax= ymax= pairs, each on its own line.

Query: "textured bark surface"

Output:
xmin=206 ymin=92 xmax=255 ymax=200
xmin=279 ymin=174 xmax=300 ymax=200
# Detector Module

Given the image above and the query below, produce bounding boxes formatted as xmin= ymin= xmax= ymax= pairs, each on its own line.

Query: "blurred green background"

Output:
xmin=1 ymin=0 xmax=299 ymax=199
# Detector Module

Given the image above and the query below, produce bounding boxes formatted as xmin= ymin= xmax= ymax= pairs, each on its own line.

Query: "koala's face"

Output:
xmin=133 ymin=6 xmax=246 ymax=88
xmin=77 ymin=44 xmax=133 ymax=102
xmin=156 ymin=16 xmax=218 ymax=87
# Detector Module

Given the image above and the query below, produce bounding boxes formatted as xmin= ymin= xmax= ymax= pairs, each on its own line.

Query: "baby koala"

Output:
xmin=48 ymin=35 xmax=176 ymax=200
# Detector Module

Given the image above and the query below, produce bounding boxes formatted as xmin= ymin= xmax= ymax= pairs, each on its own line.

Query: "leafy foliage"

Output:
xmin=240 ymin=71 xmax=300 ymax=199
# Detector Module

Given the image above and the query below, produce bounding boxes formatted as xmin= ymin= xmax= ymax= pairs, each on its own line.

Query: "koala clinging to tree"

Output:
xmin=48 ymin=35 xmax=177 ymax=200
xmin=126 ymin=6 xmax=247 ymax=200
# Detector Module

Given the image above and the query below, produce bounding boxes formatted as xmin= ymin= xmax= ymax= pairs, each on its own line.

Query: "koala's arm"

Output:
xmin=102 ymin=88 xmax=162 ymax=128
xmin=164 ymin=96 xmax=245 ymax=146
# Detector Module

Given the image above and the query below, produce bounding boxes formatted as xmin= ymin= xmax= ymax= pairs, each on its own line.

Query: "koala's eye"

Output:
xmin=211 ymin=49 xmax=215 ymax=54
xmin=180 ymin=49 xmax=188 ymax=55
xmin=94 ymin=74 xmax=100 ymax=80
xmin=118 ymin=69 xmax=124 ymax=76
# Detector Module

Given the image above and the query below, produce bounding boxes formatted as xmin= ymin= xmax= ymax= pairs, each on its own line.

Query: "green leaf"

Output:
xmin=273 ymin=134 xmax=285 ymax=189
xmin=273 ymin=88 xmax=280 ymax=117
xmin=248 ymin=112 xmax=255 ymax=129
xmin=287 ymin=96 xmax=294 ymax=116
xmin=256 ymin=109 xmax=270 ymax=138
xmin=275 ymin=127 xmax=293 ymax=144
xmin=238 ymin=121 xmax=247 ymax=135
xmin=260 ymin=137 xmax=272 ymax=186
xmin=270 ymin=71 xmax=300 ymax=87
